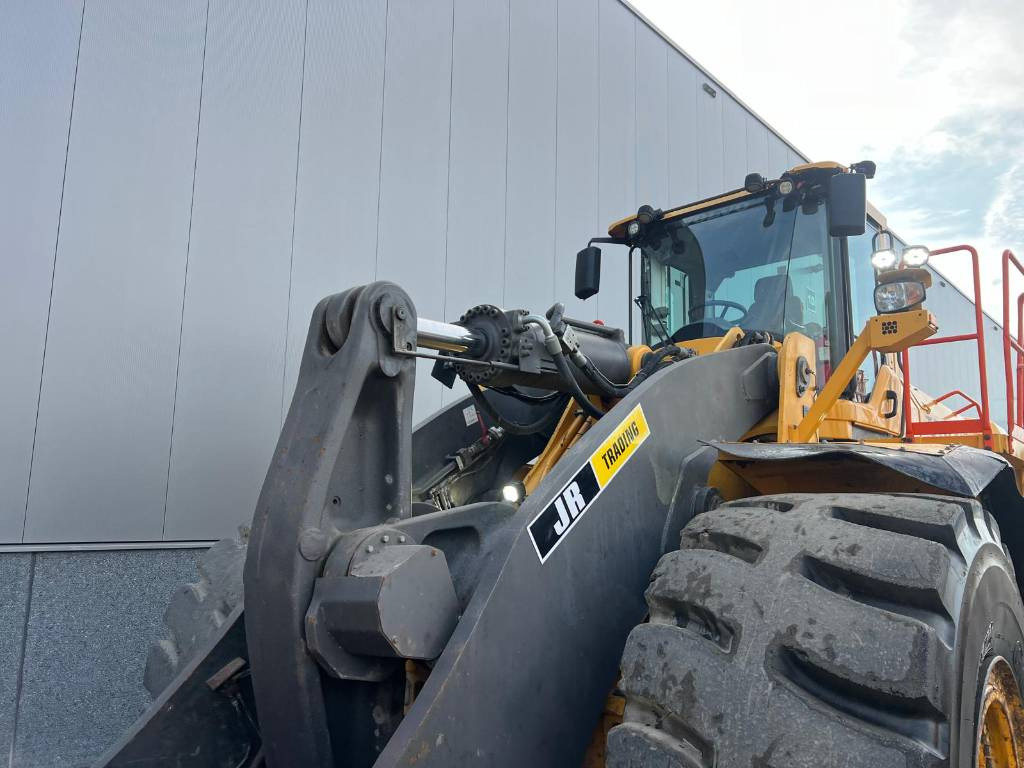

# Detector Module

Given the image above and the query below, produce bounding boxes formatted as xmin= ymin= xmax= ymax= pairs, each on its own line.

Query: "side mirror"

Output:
xmin=827 ymin=172 xmax=866 ymax=237
xmin=575 ymin=246 xmax=601 ymax=300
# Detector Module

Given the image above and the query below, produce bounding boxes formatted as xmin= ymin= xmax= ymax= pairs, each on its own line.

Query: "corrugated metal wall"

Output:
xmin=2 ymin=0 xmax=1007 ymax=549
xmin=1 ymin=2 xmax=1013 ymax=764
xmin=2 ymin=0 xmax=806 ymax=545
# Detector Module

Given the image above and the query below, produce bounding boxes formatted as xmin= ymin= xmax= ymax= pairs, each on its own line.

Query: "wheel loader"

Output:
xmin=96 ymin=161 xmax=1024 ymax=767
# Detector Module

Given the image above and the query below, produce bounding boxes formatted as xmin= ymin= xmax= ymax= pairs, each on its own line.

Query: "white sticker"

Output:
xmin=463 ymin=405 xmax=478 ymax=427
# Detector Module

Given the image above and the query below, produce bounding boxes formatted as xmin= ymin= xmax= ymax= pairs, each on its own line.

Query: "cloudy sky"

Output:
xmin=632 ymin=0 xmax=1024 ymax=317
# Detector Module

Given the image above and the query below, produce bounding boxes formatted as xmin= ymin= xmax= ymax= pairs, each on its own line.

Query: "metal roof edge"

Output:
xmin=617 ymin=0 xmax=809 ymax=163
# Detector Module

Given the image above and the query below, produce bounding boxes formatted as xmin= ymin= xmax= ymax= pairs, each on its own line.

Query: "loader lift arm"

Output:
xmin=98 ymin=281 xmax=779 ymax=767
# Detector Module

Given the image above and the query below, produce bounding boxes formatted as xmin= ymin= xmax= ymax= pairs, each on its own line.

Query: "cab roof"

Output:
xmin=607 ymin=161 xmax=847 ymax=238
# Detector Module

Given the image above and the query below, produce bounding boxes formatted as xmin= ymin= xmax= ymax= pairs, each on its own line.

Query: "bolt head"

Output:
xmin=381 ymin=534 xmax=390 ymax=544
xmin=366 ymin=545 xmax=375 ymax=554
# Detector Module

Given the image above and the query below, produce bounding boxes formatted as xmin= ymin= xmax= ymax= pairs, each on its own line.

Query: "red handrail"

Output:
xmin=920 ymin=389 xmax=982 ymax=420
xmin=902 ymin=244 xmax=992 ymax=447
xmin=1002 ymin=249 xmax=1024 ymax=443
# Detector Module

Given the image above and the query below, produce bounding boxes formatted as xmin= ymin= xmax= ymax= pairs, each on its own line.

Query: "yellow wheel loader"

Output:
xmin=98 ymin=161 xmax=1024 ymax=767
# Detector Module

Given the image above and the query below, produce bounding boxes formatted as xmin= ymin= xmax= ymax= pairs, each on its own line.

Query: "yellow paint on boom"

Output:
xmin=589 ymin=404 xmax=650 ymax=487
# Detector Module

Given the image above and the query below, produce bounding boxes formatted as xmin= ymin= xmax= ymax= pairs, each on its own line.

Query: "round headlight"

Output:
xmin=777 ymin=179 xmax=794 ymax=195
xmin=626 ymin=220 xmax=641 ymax=238
xmin=902 ymin=246 xmax=930 ymax=267
xmin=871 ymin=248 xmax=898 ymax=271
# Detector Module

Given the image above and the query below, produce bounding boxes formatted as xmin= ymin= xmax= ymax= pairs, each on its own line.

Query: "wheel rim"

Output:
xmin=977 ymin=657 xmax=1024 ymax=768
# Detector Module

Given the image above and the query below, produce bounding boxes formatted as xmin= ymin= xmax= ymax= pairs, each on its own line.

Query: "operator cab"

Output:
xmin=585 ymin=161 xmax=875 ymax=389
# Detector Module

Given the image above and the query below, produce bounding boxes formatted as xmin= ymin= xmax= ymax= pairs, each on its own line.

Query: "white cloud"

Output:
xmin=630 ymin=0 xmax=1024 ymax=316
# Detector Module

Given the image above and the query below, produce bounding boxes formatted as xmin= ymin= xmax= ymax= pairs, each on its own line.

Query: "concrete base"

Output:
xmin=1 ymin=548 xmax=203 ymax=768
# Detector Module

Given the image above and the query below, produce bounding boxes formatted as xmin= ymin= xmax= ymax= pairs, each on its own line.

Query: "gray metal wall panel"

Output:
xmin=282 ymin=0 xmax=385 ymax=405
xmin=503 ymin=0 xmax=557 ymax=316
xmin=284 ymin=0 xmax=388 ymax=402
xmin=554 ymin=0 xmax=600 ymax=321
xmin=667 ymin=53 xmax=699 ymax=205
xmin=633 ymin=24 xmax=666 ymax=212
xmin=745 ymin=114 xmax=770 ymax=177
xmin=24 ymin=0 xmax=207 ymax=543
xmin=16 ymin=0 xmax=999 ymax=547
xmin=441 ymin=0 xmax=510 ymax=406
xmin=628 ymin=23 xmax=669 ymax=338
xmin=0 ymin=554 xmax=32 ymax=761
xmin=695 ymin=75 xmax=723 ymax=197
xmin=375 ymin=0 xmax=454 ymax=419
xmin=10 ymin=549 xmax=201 ymax=767
xmin=163 ymin=0 xmax=306 ymax=541
xmin=768 ymin=133 xmax=790 ymax=177
xmin=594 ymin=0 xmax=636 ymax=332
xmin=722 ymin=95 xmax=747 ymax=187
xmin=0 ymin=0 xmax=83 ymax=542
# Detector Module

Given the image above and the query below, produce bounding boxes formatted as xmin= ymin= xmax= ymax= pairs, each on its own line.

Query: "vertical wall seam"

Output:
xmin=594 ymin=0 xmax=601 ymax=319
xmin=626 ymin=15 xmax=634 ymax=337
xmin=500 ymin=0 xmax=511 ymax=308
xmin=440 ymin=0 xmax=456 ymax=322
xmin=373 ymin=0 xmax=391 ymax=280
xmin=7 ymin=554 xmax=37 ymax=768
xmin=663 ymin=37 xmax=670 ymax=203
xmin=626 ymin=17 xmax=634 ymax=205
xmin=21 ymin=0 xmax=87 ymax=543
xmin=551 ymin=0 xmax=559 ymax=306
xmin=280 ymin=0 xmax=311 ymax=423
xmin=743 ymin=110 xmax=750 ymax=176
xmin=719 ymin=94 xmax=726 ymax=187
xmin=694 ymin=59 xmax=701 ymax=196
xmin=161 ymin=0 xmax=211 ymax=539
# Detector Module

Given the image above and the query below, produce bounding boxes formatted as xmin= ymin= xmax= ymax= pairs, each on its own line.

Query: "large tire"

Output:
xmin=608 ymin=493 xmax=1024 ymax=767
xmin=143 ymin=535 xmax=248 ymax=696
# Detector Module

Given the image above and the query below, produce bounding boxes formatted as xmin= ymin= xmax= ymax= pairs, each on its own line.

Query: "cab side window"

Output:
xmin=846 ymin=221 xmax=881 ymax=394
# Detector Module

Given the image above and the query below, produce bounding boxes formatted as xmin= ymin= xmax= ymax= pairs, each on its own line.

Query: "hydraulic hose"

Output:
xmin=573 ymin=344 xmax=690 ymax=400
xmin=550 ymin=348 xmax=605 ymax=419
xmin=521 ymin=315 xmax=605 ymax=420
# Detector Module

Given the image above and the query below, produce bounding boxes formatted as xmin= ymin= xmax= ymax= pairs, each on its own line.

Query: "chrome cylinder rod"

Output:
xmin=416 ymin=317 xmax=481 ymax=353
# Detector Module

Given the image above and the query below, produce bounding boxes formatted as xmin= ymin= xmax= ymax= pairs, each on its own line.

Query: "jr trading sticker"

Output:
xmin=527 ymin=404 xmax=650 ymax=563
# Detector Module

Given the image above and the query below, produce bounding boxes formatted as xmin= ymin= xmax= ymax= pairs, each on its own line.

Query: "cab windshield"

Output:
xmin=640 ymin=195 xmax=834 ymax=354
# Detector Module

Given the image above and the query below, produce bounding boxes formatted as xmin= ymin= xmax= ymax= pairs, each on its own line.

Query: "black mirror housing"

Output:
xmin=575 ymin=246 xmax=601 ymax=300
xmin=827 ymin=172 xmax=867 ymax=237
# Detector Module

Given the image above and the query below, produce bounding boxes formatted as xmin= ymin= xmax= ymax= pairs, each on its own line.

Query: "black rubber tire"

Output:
xmin=143 ymin=535 xmax=248 ymax=697
xmin=608 ymin=493 xmax=1024 ymax=767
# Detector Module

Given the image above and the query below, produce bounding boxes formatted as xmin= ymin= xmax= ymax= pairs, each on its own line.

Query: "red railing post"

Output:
xmin=901 ymin=348 xmax=913 ymax=438
xmin=903 ymin=245 xmax=992 ymax=446
xmin=1002 ymin=249 xmax=1024 ymax=445
xmin=1017 ymin=293 xmax=1024 ymax=429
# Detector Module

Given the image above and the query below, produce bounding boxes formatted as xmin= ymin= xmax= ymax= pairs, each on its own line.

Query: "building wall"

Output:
xmin=0 ymin=1 xmax=1013 ymax=765
xmin=2 ymin=0 xmax=807 ymax=546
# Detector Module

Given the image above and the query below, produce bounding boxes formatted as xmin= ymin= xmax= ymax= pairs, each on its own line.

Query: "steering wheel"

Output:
xmin=689 ymin=299 xmax=748 ymax=324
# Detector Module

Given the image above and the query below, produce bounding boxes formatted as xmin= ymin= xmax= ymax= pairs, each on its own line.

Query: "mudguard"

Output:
xmin=710 ymin=439 xmax=1024 ymax=597
xmin=711 ymin=440 xmax=1011 ymax=497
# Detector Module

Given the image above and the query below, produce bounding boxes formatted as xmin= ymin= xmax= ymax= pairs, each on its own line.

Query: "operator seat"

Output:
xmin=743 ymin=274 xmax=803 ymax=334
